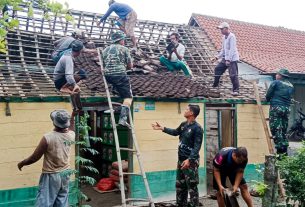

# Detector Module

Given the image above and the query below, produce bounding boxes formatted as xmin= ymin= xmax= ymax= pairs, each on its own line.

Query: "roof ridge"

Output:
xmin=191 ymin=13 xmax=305 ymax=34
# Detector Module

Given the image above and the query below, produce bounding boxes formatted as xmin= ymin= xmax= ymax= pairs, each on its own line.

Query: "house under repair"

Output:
xmin=189 ymin=13 xmax=305 ymax=128
xmin=0 ymin=6 xmax=269 ymax=206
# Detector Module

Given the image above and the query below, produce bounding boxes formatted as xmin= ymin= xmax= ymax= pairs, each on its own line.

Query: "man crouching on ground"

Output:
xmin=213 ymin=147 xmax=253 ymax=207
xmin=17 ymin=110 xmax=75 ymax=207
xmin=152 ymin=104 xmax=203 ymax=207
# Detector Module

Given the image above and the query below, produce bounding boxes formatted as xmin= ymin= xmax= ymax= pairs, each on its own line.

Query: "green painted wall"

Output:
xmin=130 ymin=164 xmax=262 ymax=202
xmin=0 ymin=165 xmax=262 ymax=206
xmin=0 ymin=182 xmax=78 ymax=207
xmin=130 ymin=167 xmax=206 ymax=202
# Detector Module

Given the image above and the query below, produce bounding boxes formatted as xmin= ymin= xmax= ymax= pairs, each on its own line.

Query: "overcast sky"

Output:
xmin=58 ymin=0 xmax=305 ymax=31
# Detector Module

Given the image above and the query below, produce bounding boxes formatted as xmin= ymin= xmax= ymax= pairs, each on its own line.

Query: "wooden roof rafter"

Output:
xmin=0 ymin=6 xmax=266 ymax=100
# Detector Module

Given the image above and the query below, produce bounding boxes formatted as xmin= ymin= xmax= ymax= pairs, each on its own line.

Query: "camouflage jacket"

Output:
xmin=163 ymin=121 xmax=203 ymax=162
xmin=266 ymin=79 xmax=294 ymax=107
xmin=102 ymin=44 xmax=132 ymax=75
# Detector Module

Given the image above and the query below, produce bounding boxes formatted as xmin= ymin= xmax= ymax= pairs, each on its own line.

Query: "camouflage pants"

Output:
xmin=269 ymin=106 xmax=290 ymax=154
xmin=176 ymin=160 xmax=199 ymax=207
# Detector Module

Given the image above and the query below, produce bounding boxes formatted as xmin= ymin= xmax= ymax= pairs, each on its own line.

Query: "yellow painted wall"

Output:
xmin=133 ymin=102 xmax=205 ymax=173
xmin=0 ymin=102 xmax=75 ymax=190
xmin=237 ymin=104 xmax=270 ymax=163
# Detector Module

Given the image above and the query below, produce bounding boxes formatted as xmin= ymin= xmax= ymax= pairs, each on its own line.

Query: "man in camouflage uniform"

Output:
xmin=266 ymin=68 xmax=294 ymax=154
xmin=152 ymin=105 xmax=203 ymax=207
xmin=102 ymin=31 xmax=133 ymax=127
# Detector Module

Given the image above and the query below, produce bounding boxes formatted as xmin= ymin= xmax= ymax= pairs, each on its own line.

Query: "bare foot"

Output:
xmin=60 ymin=88 xmax=73 ymax=94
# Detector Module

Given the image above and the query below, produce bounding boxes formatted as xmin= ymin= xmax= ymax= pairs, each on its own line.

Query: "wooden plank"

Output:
xmin=221 ymin=110 xmax=233 ymax=148
xmin=252 ymin=82 xmax=273 ymax=153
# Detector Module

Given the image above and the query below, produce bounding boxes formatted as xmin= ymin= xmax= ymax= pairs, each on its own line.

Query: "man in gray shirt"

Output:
xmin=53 ymin=40 xmax=86 ymax=94
xmin=212 ymin=22 xmax=240 ymax=96
xmin=51 ymin=29 xmax=85 ymax=63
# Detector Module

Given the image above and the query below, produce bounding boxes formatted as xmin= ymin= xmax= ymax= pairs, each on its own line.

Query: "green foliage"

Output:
xmin=75 ymin=112 xmax=103 ymax=205
xmin=27 ymin=2 xmax=33 ymax=17
xmin=251 ymin=180 xmax=268 ymax=197
xmin=250 ymin=164 xmax=267 ymax=197
xmin=81 ymin=165 xmax=100 ymax=174
xmin=59 ymin=112 xmax=102 ymax=205
xmin=81 ymin=148 xmax=100 ymax=156
xmin=89 ymin=136 xmax=103 ymax=143
xmin=60 ymin=169 xmax=78 ymax=177
xmin=0 ymin=0 xmax=74 ymax=53
xmin=79 ymin=176 xmax=96 ymax=185
xmin=277 ymin=142 xmax=305 ymax=205
xmin=75 ymin=155 xmax=94 ymax=166
xmin=79 ymin=112 xmax=91 ymax=147
xmin=64 ymin=13 xmax=74 ymax=22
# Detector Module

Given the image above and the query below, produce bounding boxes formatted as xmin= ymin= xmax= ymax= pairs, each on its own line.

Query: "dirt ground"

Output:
xmin=81 ymin=186 xmax=262 ymax=207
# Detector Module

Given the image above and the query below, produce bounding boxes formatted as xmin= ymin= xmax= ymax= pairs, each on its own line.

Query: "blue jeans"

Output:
xmin=36 ymin=173 xmax=70 ymax=207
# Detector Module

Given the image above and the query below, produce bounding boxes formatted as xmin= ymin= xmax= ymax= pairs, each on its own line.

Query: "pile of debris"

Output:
xmin=76 ymin=45 xmax=166 ymax=75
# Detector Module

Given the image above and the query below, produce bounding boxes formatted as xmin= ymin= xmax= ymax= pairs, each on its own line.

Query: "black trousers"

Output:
xmin=213 ymin=60 xmax=240 ymax=92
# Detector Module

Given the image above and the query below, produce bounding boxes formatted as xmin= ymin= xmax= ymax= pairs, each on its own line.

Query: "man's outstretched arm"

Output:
xmin=17 ymin=137 xmax=48 ymax=171
xmin=152 ymin=122 xmax=182 ymax=136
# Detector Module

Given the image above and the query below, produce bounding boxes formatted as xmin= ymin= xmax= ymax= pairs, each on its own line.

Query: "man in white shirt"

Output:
xmin=212 ymin=22 xmax=240 ymax=96
xmin=160 ymin=33 xmax=193 ymax=77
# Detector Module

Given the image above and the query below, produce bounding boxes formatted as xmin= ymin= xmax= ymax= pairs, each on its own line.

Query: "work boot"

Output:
xmin=118 ymin=105 xmax=130 ymax=128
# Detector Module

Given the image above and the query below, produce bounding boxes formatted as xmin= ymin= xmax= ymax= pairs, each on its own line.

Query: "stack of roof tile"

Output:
xmin=74 ymin=49 xmax=220 ymax=99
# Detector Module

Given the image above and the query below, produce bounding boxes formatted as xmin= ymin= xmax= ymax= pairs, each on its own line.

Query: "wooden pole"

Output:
xmin=262 ymin=154 xmax=278 ymax=207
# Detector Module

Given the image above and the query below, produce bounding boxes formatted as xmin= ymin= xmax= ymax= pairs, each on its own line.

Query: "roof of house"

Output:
xmin=0 ymin=7 xmax=266 ymax=101
xmin=191 ymin=14 xmax=305 ymax=74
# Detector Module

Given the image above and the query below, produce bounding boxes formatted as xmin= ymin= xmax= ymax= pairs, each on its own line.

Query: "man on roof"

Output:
xmin=212 ymin=22 xmax=240 ymax=96
xmin=98 ymin=0 xmax=137 ymax=50
xmin=53 ymin=40 xmax=87 ymax=95
xmin=51 ymin=29 xmax=85 ymax=63
xmin=159 ymin=33 xmax=193 ymax=77
xmin=266 ymin=68 xmax=294 ymax=155
xmin=101 ymin=31 xmax=133 ymax=127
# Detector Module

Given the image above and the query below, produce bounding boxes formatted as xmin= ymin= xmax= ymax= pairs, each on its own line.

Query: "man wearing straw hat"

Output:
xmin=266 ymin=68 xmax=294 ymax=154
xmin=17 ymin=110 xmax=75 ymax=207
